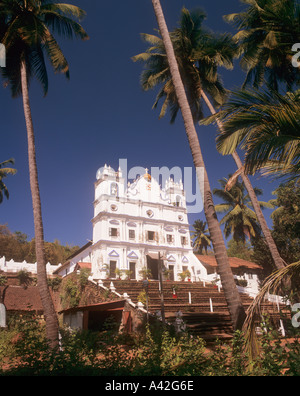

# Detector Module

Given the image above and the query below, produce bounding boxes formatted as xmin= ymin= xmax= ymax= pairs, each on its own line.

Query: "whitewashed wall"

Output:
xmin=0 ymin=256 xmax=60 ymax=275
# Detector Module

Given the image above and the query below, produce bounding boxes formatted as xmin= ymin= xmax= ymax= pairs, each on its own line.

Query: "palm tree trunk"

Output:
xmin=200 ymin=89 xmax=286 ymax=271
xmin=151 ymin=0 xmax=246 ymax=330
xmin=21 ymin=59 xmax=59 ymax=349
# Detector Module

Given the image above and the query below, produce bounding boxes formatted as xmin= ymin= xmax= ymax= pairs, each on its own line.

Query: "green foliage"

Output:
xmin=137 ymin=290 xmax=149 ymax=306
xmin=138 ymin=267 xmax=152 ymax=280
xmin=224 ymin=0 xmax=300 ymax=91
xmin=191 ymin=220 xmax=211 ymax=254
xmin=213 ymin=175 xmax=270 ymax=243
xmin=252 ymin=181 xmax=300 ymax=276
xmin=47 ymin=276 xmax=62 ymax=291
xmin=0 ymin=317 xmax=299 ymax=376
xmin=207 ymin=89 xmax=300 ymax=182
xmin=234 ymin=278 xmax=248 ymax=287
xmin=0 ymin=159 xmax=17 ymax=204
xmin=0 ymin=224 xmax=80 ymax=264
xmin=60 ymin=269 xmax=91 ymax=309
xmin=60 ymin=278 xmax=81 ymax=309
xmin=0 ymin=274 xmax=7 ymax=286
xmin=124 ymin=269 xmax=133 ymax=280
xmin=133 ymin=7 xmax=236 ymax=124
xmin=177 ymin=270 xmax=191 ymax=281
xmin=17 ymin=269 xmax=35 ymax=287
xmin=227 ymin=239 xmax=253 ymax=261
xmin=0 ymin=0 xmax=89 ymax=98
xmin=78 ymin=268 xmax=90 ymax=289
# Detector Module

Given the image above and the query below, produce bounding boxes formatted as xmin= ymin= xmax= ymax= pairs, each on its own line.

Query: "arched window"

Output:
xmin=176 ymin=195 xmax=181 ymax=207
xmin=110 ymin=182 xmax=118 ymax=196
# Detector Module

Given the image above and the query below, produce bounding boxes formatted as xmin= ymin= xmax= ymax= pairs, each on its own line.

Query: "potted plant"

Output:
xmin=185 ymin=270 xmax=191 ymax=282
xmin=124 ymin=269 xmax=133 ymax=280
xmin=139 ymin=267 xmax=152 ymax=280
xmin=178 ymin=270 xmax=191 ymax=282
xmin=115 ymin=268 xmax=122 ymax=280
xmin=163 ymin=268 xmax=172 ymax=281
xmin=171 ymin=284 xmax=179 ymax=298
xmin=235 ymin=278 xmax=248 ymax=287
xmin=211 ymin=279 xmax=218 ymax=289
xmin=178 ymin=272 xmax=186 ymax=282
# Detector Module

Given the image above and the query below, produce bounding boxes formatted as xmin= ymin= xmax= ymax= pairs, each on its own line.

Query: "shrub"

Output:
xmin=0 ymin=315 xmax=299 ymax=376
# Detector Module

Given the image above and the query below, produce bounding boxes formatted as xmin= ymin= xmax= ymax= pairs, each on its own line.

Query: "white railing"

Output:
xmin=0 ymin=256 xmax=61 ymax=275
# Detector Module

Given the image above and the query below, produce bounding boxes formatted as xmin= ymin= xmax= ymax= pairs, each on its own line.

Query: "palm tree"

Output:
xmin=0 ymin=0 xmax=88 ymax=348
xmin=150 ymin=0 xmax=246 ymax=330
xmin=224 ymin=0 xmax=300 ymax=91
xmin=191 ymin=220 xmax=211 ymax=254
xmin=0 ymin=158 xmax=17 ymax=203
xmin=209 ymin=88 xmax=300 ymax=183
xmin=213 ymin=176 xmax=272 ymax=243
xmin=134 ymin=7 xmax=286 ymax=272
xmin=133 ymin=8 xmax=235 ymax=123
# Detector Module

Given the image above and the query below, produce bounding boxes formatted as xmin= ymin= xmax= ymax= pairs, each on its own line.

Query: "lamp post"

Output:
xmin=142 ymin=279 xmax=149 ymax=323
xmin=158 ymin=252 xmax=166 ymax=325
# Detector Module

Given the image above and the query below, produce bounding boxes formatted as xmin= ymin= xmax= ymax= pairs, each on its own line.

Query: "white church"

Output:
xmin=54 ymin=164 xmax=208 ymax=282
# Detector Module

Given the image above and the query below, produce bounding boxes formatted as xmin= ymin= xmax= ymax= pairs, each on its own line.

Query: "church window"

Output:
xmin=181 ymin=236 xmax=187 ymax=245
xmin=129 ymin=229 xmax=135 ymax=240
xmin=176 ymin=195 xmax=182 ymax=207
xmin=109 ymin=228 xmax=119 ymax=237
xmin=147 ymin=231 xmax=155 ymax=241
xmin=166 ymin=234 xmax=174 ymax=243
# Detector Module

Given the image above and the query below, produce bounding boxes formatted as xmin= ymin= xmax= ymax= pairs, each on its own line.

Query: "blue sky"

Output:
xmin=1 ymin=0 xmax=280 ymax=248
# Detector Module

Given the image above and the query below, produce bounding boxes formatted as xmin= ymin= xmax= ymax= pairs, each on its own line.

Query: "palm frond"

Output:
xmin=203 ymin=88 xmax=300 ymax=181
xmin=0 ymin=0 xmax=88 ymax=97
xmin=132 ymin=7 xmax=236 ymax=125
xmin=243 ymin=260 xmax=300 ymax=364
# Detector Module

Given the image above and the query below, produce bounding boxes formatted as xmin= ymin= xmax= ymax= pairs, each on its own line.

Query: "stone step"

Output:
xmin=102 ymin=279 xmax=286 ymax=341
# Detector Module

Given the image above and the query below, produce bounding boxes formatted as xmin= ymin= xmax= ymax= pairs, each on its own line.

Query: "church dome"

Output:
xmin=143 ymin=173 xmax=151 ymax=181
xmin=143 ymin=168 xmax=151 ymax=181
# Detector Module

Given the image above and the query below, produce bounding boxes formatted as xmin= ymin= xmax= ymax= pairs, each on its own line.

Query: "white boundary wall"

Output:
xmin=0 ymin=256 xmax=60 ymax=275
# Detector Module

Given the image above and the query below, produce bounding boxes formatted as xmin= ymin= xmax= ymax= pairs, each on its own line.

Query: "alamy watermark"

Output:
xmin=0 ymin=43 xmax=5 ymax=67
xmin=96 ymin=158 xmax=204 ymax=214
xmin=292 ymin=43 xmax=300 ymax=68
xmin=292 ymin=303 xmax=300 ymax=328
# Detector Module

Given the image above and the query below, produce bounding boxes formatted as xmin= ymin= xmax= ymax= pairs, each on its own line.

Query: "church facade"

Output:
xmin=55 ymin=165 xmax=208 ymax=281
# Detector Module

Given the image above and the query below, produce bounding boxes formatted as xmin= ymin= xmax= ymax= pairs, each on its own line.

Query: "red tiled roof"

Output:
xmin=1 ymin=286 xmax=43 ymax=312
xmin=59 ymin=299 xmax=126 ymax=314
xmin=195 ymin=255 xmax=262 ymax=270
xmin=75 ymin=262 xmax=91 ymax=270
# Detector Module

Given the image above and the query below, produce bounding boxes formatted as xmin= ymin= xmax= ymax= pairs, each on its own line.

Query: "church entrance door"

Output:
xmin=129 ymin=262 xmax=136 ymax=280
xmin=146 ymin=254 xmax=159 ymax=280
xmin=109 ymin=260 xmax=117 ymax=278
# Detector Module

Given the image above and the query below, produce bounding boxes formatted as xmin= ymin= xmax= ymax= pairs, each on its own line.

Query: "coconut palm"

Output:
xmin=133 ymin=7 xmax=235 ymax=122
xmin=213 ymin=176 xmax=272 ymax=243
xmin=224 ymin=0 xmax=300 ymax=91
xmin=191 ymin=219 xmax=211 ymax=254
xmin=0 ymin=0 xmax=88 ymax=348
xmin=0 ymin=158 xmax=17 ymax=203
xmin=150 ymin=0 xmax=246 ymax=330
xmin=134 ymin=6 xmax=286 ymax=272
xmin=209 ymin=88 xmax=300 ymax=182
